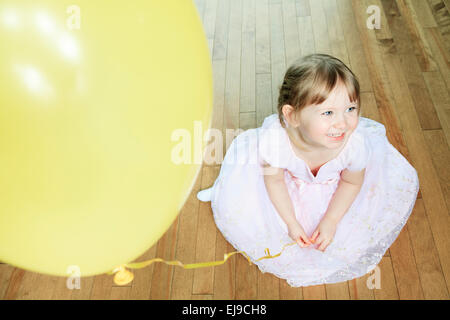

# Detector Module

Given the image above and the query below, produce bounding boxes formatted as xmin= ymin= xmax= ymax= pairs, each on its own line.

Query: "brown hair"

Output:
xmin=277 ymin=54 xmax=360 ymax=128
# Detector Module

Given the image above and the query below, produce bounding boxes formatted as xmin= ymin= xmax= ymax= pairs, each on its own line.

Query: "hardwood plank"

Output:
xmin=15 ymin=271 xmax=41 ymax=300
xmin=194 ymin=0 xmax=206 ymax=23
xmin=380 ymin=0 xmax=442 ymax=130
xmin=256 ymin=0 xmax=271 ymax=74
xmin=29 ymin=274 xmax=59 ymax=300
xmin=235 ymin=255 xmax=258 ymax=300
xmin=127 ymin=245 xmax=157 ymax=300
xmin=89 ymin=273 xmax=113 ymax=300
xmin=389 ymin=226 xmax=424 ymax=299
xmin=50 ymin=276 xmax=75 ymax=300
xmin=192 ymin=166 xmax=219 ymax=294
xmin=241 ymin=0 xmax=256 ymax=113
xmin=351 ymin=0 xmax=410 ymax=160
xmin=206 ymin=59 xmax=227 ymax=163
xmin=427 ymin=0 xmax=450 ymax=54
xmin=395 ymin=0 xmax=438 ymax=72
xmin=444 ymin=0 xmax=450 ymax=13
xmin=207 ymin=39 xmax=213 ymax=59
xmin=242 ymin=0 xmax=256 ymax=33
xmin=191 ymin=294 xmax=213 ymax=300
xmin=381 ymin=0 xmax=414 ymax=54
xmin=423 ymin=71 xmax=450 ymax=146
xmin=409 ymin=0 xmax=438 ymax=27
xmin=423 ymin=27 xmax=450 ymax=97
xmin=349 ymin=275 xmax=376 ymax=300
xmin=203 ymin=0 xmax=218 ymax=40
xmin=270 ymin=2 xmax=287 ymax=111
xmin=149 ymin=216 xmax=179 ymax=299
xmin=325 ymin=281 xmax=351 ymax=300
xmin=296 ymin=0 xmax=311 ymax=17
xmin=364 ymin=0 xmax=393 ymax=41
xmin=303 ymin=284 xmax=327 ymax=300
xmin=374 ymin=257 xmax=399 ymax=299
xmin=0 ymin=264 xmax=15 ymax=299
xmin=239 ymin=112 xmax=257 ymax=130
xmin=323 ymin=0 xmax=350 ymax=65
xmin=257 ymin=270 xmax=280 ymax=299
xmin=407 ymin=198 xmax=449 ymax=299
xmin=422 ymin=129 xmax=450 ymax=213
xmin=398 ymin=54 xmax=442 ymax=130
xmin=309 ymin=0 xmax=332 ymax=55
xmin=2 ymin=268 xmax=25 ymax=300
xmin=425 ymin=4 xmax=450 ymax=90
xmin=279 ymin=278 xmax=303 ymax=300
xmin=110 ymin=286 xmax=131 ymax=300
xmin=256 ymin=74 xmax=273 ymax=127
xmin=283 ymin=0 xmax=302 ymax=66
xmin=360 ymin=92 xmax=383 ymax=124
xmin=224 ymin=0 xmax=243 ymax=134
xmin=298 ymin=16 xmax=316 ymax=57
xmin=71 ymin=276 xmax=94 ymax=300
xmin=170 ymin=169 xmax=202 ymax=299
xmin=213 ymin=233 xmax=236 ymax=299
xmin=212 ymin=0 xmax=231 ymax=61
xmin=336 ymin=0 xmax=373 ymax=93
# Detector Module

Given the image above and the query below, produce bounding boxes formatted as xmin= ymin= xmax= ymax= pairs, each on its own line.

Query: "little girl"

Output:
xmin=197 ymin=54 xmax=419 ymax=287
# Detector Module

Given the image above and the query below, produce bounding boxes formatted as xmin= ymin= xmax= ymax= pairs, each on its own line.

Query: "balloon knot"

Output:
xmin=113 ymin=265 xmax=134 ymax=286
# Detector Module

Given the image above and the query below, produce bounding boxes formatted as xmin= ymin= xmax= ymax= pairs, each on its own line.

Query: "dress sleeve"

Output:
xmin=257 ymin=124 xmax=288 ymax=169
xmin=346 ymin=131 xmax=372 ymax=171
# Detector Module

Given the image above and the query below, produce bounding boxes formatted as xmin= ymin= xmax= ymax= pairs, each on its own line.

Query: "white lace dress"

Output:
xmin=198 ymin=114 xmax=419 ymax=287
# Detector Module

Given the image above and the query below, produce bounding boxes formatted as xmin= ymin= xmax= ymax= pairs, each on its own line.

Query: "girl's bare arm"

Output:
xmin=262 ymin=162 xmax=298 ymax=227
xmin=323 ymin=168 xmax=365 ymax=224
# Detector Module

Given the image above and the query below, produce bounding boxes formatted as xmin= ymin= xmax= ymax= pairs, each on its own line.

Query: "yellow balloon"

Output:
xmin=0 ymin=0 xmax=212 ymax=277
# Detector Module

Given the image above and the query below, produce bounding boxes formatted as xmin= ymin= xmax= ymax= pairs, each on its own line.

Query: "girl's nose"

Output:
xmin=334 ymin=118 xmax=347 ymax=131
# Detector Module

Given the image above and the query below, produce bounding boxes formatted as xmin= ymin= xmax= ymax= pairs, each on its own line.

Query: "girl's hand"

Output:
xmin=310 ymin=217 xmax=337 ymax=252
xmin=288 ymin=222 xmax=312 ymax=248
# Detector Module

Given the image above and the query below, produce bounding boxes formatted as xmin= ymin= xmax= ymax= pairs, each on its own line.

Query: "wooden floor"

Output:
xmin=1 ymin=0 xmax=450 ymax=300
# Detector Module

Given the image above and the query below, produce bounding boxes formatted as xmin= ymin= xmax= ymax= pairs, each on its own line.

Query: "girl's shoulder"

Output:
xmin=258 ymin=114 xmax=286 ymax=150
xmin=341 ymin=117 xmax=386 ymax=171
xmin=261 ymin=114 xmax=284 ymax=130
xmin=357 ymin=117 xmax=387 ymax=138
xmin=348 ymin=116 xmax=387 ymax=149
xmin=257 ymin=114 xmax=291 ymax=168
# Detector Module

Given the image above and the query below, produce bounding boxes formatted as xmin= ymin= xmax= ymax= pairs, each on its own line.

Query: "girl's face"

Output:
xmin=294 ymin=82 xmax=360 ymax=151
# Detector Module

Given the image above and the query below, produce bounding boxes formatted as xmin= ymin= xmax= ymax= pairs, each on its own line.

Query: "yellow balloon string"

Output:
xmin=108 ymin=241 xmax=298 ymax=286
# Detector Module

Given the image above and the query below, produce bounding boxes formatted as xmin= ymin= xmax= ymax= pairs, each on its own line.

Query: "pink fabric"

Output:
xmin=285 ymin=169 xmax=340 ymax=236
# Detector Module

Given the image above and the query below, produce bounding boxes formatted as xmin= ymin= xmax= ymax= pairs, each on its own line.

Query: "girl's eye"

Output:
xmin=322 ymin=106 xmax=357 ymax=116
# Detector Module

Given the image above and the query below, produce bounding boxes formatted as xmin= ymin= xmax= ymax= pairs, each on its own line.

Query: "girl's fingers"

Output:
xmin=301 ymin=235 xmax=311 ymax=245
xmin=296 ymin=236 xmax=310 ymax=248
xmin=311 ymin=230 xmax=318 ymax=242
xmin=297 ymin=239 xmax=306 ymax=248
xmin=295 ymin=236 xmax=304 ymax=246
xmin=318 ymin=239 xmax=331 ymax=252
xmin=315 ymin=235 xmax=323 ymax=246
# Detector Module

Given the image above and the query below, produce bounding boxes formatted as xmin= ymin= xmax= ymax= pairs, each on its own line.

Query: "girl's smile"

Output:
xmin=327 ymin=132 xmax=345 ymax=141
